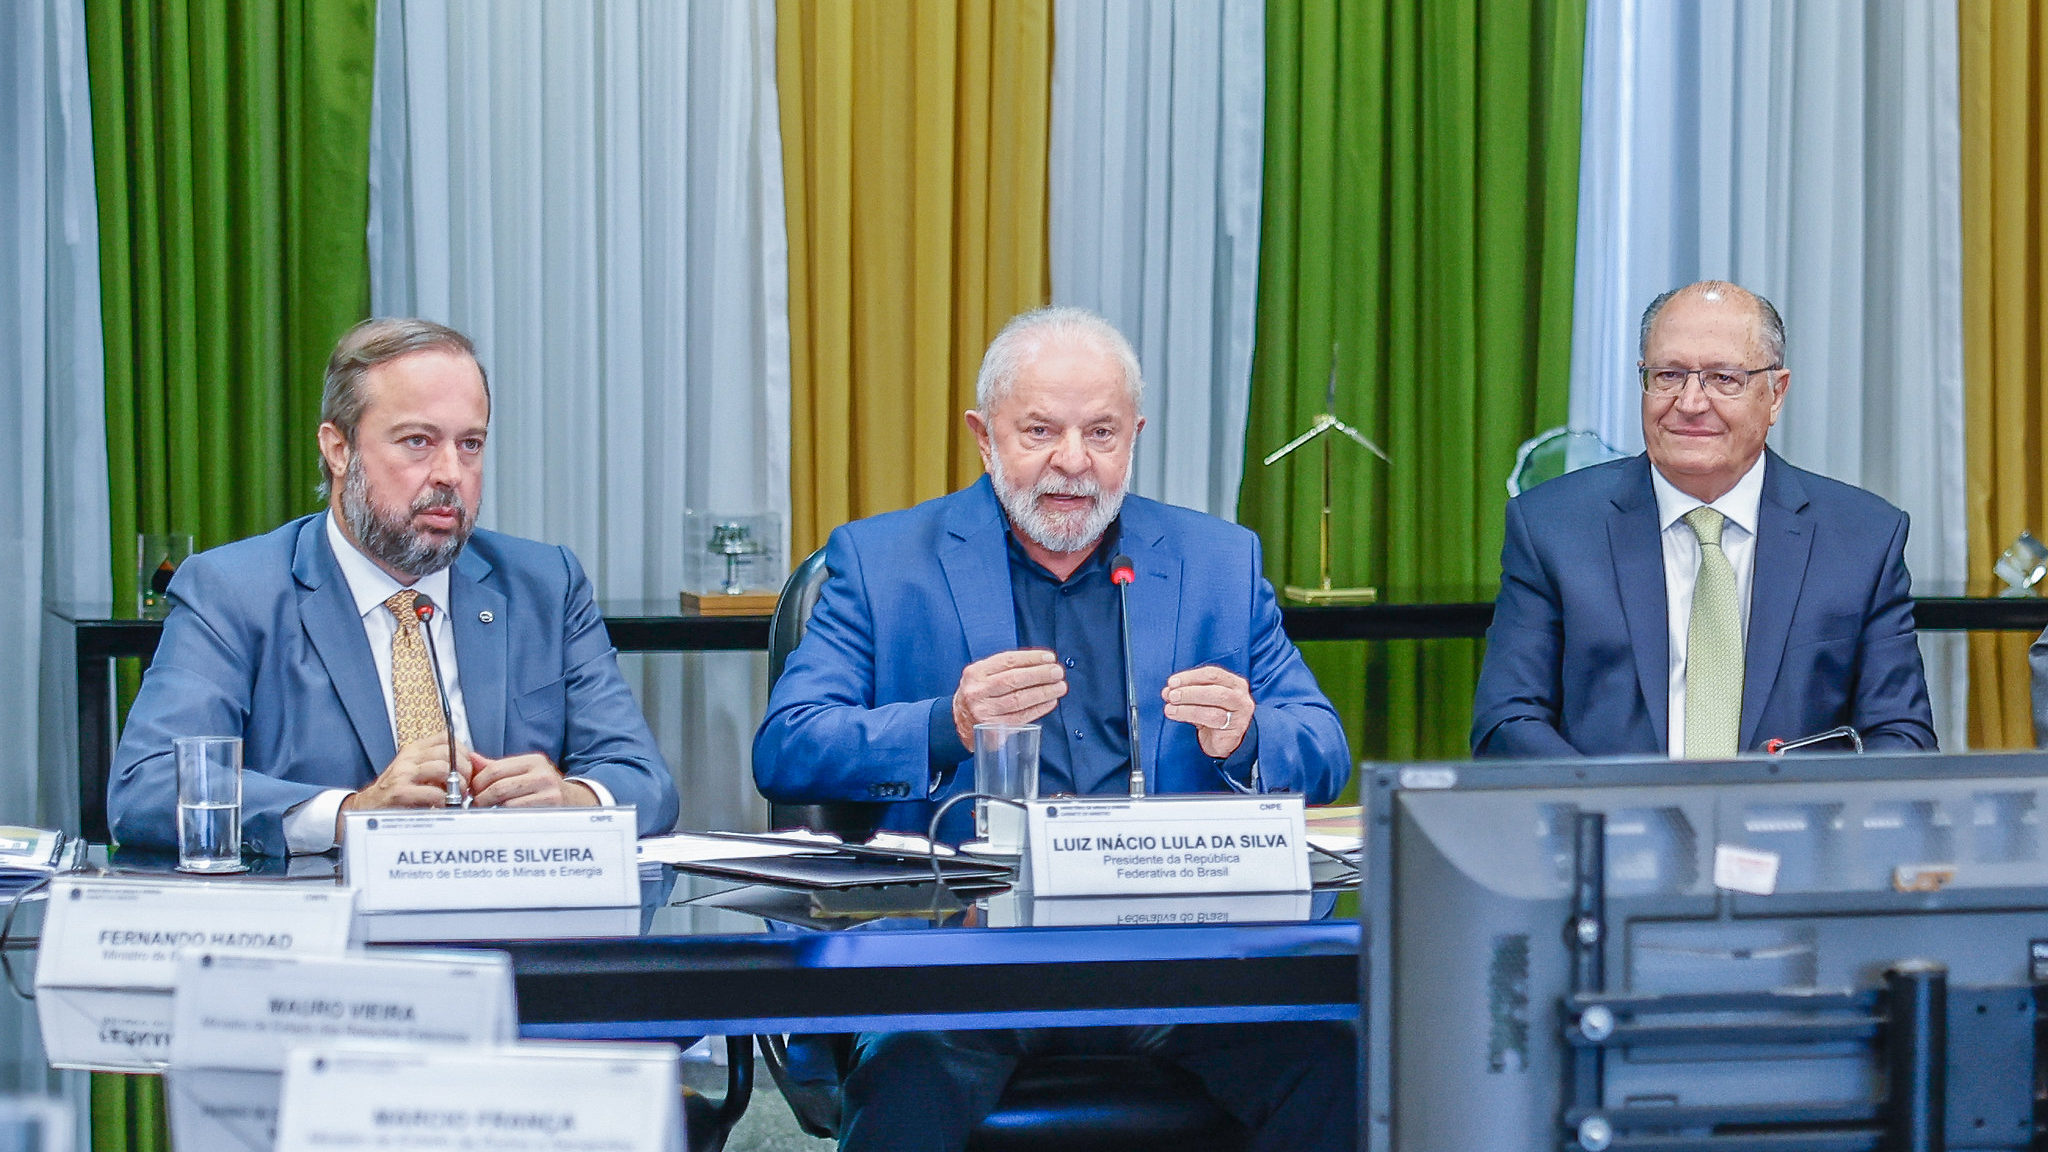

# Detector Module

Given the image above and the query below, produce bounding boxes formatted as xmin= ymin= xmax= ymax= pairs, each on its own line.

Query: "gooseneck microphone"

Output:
xmin=1110 ymin=554 xmax=1145 ymax=799
xmin=413 ymin=602 xmax=466 ymax=806
xmin=1764 ymin=726 xmax=1864 ymax=755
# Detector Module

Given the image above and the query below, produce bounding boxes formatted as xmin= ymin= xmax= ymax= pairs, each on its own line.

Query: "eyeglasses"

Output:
xmin=1639 ymin=364 xmax=1782 ymax=399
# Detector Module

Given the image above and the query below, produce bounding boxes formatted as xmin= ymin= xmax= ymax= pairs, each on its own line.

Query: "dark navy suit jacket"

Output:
xmin=753 ymin=476 xmax=1350 ymax=838
xmin=1471 ymin=451 xmax=1937 ymax=757
xmin=109 ymin=515 xmax=680 ymax=853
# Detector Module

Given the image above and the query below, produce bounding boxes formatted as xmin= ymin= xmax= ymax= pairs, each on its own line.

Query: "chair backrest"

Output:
xmin=1506 ymin=426 xmax=1627 ymax=497
xmin=768 ymin=547 xmax=830 ymax=683
xmin=764 ymin=548 xmax=882 ymax=841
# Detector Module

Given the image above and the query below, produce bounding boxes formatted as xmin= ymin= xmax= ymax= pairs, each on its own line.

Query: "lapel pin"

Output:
xmin=478 ymin=610 xmax=494 ymax=624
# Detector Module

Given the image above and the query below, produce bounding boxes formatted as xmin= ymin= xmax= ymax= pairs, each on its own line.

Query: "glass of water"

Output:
xmin=175 ymin=736 xmax=246 ymax=873
xmin=972 ymin=723 xmax=1041 ymax=854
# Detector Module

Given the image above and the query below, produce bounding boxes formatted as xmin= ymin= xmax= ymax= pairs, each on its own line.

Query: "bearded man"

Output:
xmin=109 ymin=318 xmax=677 ymax=855
xmin=752 ymin=306 xmax=1353 ymax=1152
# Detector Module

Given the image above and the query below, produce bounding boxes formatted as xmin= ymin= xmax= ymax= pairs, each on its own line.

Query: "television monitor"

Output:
xmin=1364 ymin=751 xmax=2048 ymax=1152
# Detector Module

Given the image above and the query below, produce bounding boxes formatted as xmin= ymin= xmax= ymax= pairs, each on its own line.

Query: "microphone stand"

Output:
xmin=413 ymin=603 xmax=466 ymax=806
xmin=1110 ymin=554 xmax=1145 ymax=799
xmin=1764 ymin=726 xmax=1864 ymax=755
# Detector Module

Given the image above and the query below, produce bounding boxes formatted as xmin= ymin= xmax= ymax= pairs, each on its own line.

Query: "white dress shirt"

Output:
xmin=1652 ymin=454 xmax=1767 ymax=758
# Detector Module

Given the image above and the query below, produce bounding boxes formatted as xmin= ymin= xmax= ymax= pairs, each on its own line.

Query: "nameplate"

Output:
xmin=170 ymin=948 xmax=517 ymax=1069
xmin=984 ymin=889 xmax=1314 ymax=927
xmin=352 ymin=904 xmax=642 ymax=944
xmin=274 ymin=1040 xmax=683 ymax=1152
xmin=342 ymin=807 xmax=639 ymax=913
xmin=35 ymin=876 xmax=356 ymax=1072
xmin=167 ymin=949 xmax=518 ymax=1152
xmin=1025 ymin=794 xmax=1310 ymax=896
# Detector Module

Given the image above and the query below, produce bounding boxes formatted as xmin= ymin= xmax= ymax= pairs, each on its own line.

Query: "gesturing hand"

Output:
xmin=1163 ymin=665 xmax=1254 ymax=758
xmin=953 ymin=649 xmax=1067 ymax=746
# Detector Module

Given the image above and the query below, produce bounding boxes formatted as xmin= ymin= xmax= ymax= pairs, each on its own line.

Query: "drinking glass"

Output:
xmin=972 ymin=723 xmax=1041 ymax=854
xmin=175 ymin=736 xmax=245 ymax=873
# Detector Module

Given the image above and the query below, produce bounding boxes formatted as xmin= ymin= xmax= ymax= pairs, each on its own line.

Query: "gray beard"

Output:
xmin=339 ymin=452 xmax=475 ymax=579
xmin=988 ymin=453 xmax=1128 ymax=555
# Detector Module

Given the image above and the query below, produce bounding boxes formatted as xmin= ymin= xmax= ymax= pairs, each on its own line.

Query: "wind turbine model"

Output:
xmin=1260 ymin=349 xmax=1389 ymax=605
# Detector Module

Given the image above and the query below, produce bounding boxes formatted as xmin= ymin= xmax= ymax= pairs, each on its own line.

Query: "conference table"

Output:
xmin=2 ymin=851 xmax=1362 ymax=1045
xmin=0 ymin=848 xmax=1359 ymax=1147
xmin=55 ymin=589 xmax=2048 ymax=844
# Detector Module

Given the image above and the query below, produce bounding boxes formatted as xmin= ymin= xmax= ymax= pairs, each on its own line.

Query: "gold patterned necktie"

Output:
xmin=386 ymin=589 xmax=446 ymax=746
xmin=1682 ymin=507 xmax=1742 ymax=758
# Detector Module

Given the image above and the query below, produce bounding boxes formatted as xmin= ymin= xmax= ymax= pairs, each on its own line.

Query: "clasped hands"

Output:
xmin=337 ymin=732 xmax=597 ymax=835
xmin=951 ymin=648 xmax=1252 ymax=759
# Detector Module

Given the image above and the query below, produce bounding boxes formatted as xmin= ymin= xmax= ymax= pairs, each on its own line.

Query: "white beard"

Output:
xmin=988 ymin=452 xmax=1130 ymax=555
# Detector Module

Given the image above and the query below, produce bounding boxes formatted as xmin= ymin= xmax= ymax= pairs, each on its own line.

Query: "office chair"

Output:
xmin=755 ymin=550 xmax=1249 ymax=1152
xmin=765 ymin=547 xmax=882 ymax=842
xmin=681 ymin=1041 xmax=753 ymax=1152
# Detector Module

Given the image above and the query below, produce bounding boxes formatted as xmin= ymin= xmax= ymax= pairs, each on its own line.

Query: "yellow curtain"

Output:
xmin=778 ymin=0 xmax=1053 ymax=557
xmin=1961 ymin=1 xmax=2048 ymax=749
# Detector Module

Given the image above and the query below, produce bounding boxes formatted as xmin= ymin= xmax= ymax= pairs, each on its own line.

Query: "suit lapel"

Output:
xmin=1742 ymin=452 xmax=1812 ymax=749
xmin=293 ymin=518 xmax=397 ymax=774
xmin=449 ymin=546 xmax=508 ymax=757
xmin=1606 ymin=458 xmax=1671 ymax=747
xmin=1116 ymin=501 xmax=1178 ymax=795
xmin=940 ymin=477 xmax=1021 ymax=661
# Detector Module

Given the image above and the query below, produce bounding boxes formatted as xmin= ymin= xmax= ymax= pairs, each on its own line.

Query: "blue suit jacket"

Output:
xmin=109 ymin=515 xmax=680 ymax=853
xmin=1471 ymin=451 xmax=1937 ymax=757
xmin=753 ymin=477 xmax=1350 ymax=840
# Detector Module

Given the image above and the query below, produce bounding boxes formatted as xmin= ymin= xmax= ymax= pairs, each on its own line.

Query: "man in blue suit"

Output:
xmin=1472 ymin=281 xmax=1936 ymax=758
xmin=754 ymin=307 xmax=1353 ymax=1152
xmin=110 ymin=318 xmax=678 ymax=855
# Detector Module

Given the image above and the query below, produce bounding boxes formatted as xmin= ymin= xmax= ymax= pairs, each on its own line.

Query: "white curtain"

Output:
xmin=1048 ymin=0 xmax=1265 ymax=520
xmin=1569 ymin=0 xmax=1969 ymax=744
xmin=369 ymin=0 xmax=793 ymax=832
xmin=4 ymin=0 xmax=108 ymax=1126
xmin=4 ymin=0 xmax=113 ymax=833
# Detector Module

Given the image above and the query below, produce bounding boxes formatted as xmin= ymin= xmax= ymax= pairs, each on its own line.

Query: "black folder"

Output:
xmin=672 ymin=836 xmax=1012 ymax=890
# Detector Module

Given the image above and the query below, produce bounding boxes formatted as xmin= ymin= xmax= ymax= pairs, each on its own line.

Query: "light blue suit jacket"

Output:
xmin=753 ymin=477 xmax=1350 ymax=840
xmin=1471 ymin=451 xmax=1938 ymax=757
xmin=109 ymin=515 xmax=679 ymax=854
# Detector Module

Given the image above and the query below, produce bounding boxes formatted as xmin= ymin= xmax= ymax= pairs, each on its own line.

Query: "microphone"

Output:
xmin=1764 ymin=726 xmax=1863 ymax=755
xmin=1110 ymin=554 xmax=1145 ymax=799
xmin=413 ymin=602 xmax=466 ymax=806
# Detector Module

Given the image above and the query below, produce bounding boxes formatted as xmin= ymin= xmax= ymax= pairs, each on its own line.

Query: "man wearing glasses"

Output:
xmin=1471 ymin=280 xmax=1936 ymax=757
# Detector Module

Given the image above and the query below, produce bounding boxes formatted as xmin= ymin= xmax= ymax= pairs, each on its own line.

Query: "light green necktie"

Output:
xmin=1683 ymin=506 xmax=1742 ymax=758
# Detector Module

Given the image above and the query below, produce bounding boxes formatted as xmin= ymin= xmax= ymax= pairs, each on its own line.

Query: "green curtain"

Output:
xmin=84 ymin=0 xmax=375 ymax=1143
xmin=1240 ymin=0 xmax=1586 ymax=777
xmin=88 ymin=0 xmax=375 ymax=601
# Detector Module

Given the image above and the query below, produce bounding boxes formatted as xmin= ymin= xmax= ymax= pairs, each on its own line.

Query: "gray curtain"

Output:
xmin=3 ymin=0 xmax=110 ymax=1136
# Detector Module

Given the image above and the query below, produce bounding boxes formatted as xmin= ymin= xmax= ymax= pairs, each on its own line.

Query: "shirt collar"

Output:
xmin=1650 ymin=451 xmax=1767 ymax=537
xmin=325 ymin=511 xmax=454 ymax=621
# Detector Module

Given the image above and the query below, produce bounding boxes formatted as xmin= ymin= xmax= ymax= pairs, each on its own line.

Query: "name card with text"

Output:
xmin=167 ymin=948 xmax=518 ymax=1152
xmin=343 ymin=807 xmax=639 ymax=913
xmin=1025 ymin=794 xmax=1310 ymax=897
xmin=35 ymin=876 xmax=356 ymax=1071
xmin=275 ymin=1041 xmax=683 ymax=1152
xmin=983 ymin=889 xmax=1315 ymax=927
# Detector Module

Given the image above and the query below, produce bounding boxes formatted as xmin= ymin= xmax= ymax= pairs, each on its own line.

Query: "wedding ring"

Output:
xmin=1222 ymin=710 xmax=1235 ymax=731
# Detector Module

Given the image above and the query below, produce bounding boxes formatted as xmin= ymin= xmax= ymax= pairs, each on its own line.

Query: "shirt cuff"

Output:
xmin=576 ymin=777 xmax=616 ymax=807
xmin=283 ymin=789 xmax=352 ymax=855
xmin=929 ymin=696 xmax=973 ymax=789
xmin=1214 ymin=718 xmax=1262 ymax=793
